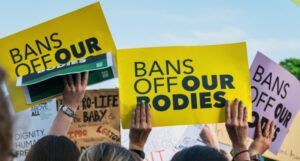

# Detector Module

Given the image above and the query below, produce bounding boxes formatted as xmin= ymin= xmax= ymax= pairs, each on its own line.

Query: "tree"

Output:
xmin=280 ymin=58 xmax=300 ymax=81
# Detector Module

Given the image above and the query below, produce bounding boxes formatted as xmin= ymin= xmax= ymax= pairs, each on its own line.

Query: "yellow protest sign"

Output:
xmin=118 ymin=43 xmax=252 ymax=128
xmin=0 ymin=2 xmax=116 ymax=112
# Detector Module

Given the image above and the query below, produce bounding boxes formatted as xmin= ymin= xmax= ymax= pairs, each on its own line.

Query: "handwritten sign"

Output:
xmin=248 ymin=52 xmax=300 ymax=154
xmin=56 ymin=89 xmax=120 ymax=151
xmin=0 ymin=2 xmax=116 ymax=112
xmin=117 ymin=43 xmax=252 ymax=128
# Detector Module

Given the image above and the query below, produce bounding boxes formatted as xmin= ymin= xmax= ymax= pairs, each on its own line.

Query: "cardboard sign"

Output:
xmin=0 ymin=2 xmax=116 ymax=112
xmin=248 ymin=52 xmax=300 ymax=154
xmin=56 ymin=89 xmax=120 ymax=151
xmin=117 ymin=43 xmax=252 ymax=128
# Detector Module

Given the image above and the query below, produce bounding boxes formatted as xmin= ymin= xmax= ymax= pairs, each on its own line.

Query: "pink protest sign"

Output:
xmin=248 ymin=52 xmax=300 ymax=154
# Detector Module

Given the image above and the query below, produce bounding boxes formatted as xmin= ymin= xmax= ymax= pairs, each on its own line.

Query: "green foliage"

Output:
xmin=280 ymin=58 xmax=300 ymax=81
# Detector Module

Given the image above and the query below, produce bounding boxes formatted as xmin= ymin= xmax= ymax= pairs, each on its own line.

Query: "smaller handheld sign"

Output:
xmin=56 ymin=89 xmax=121 ymax=151
xmin=118 ymin=43 xmax=252 ymax=128
xmin=248 ymin=52 xmax=300 ymax=154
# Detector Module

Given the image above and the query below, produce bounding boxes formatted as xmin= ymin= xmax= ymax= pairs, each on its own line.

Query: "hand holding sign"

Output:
xmin=129 ymin=101 xmax=152 ymax=151
xmin=225 ymin=99 xmax=250 ymax=161
xmin=63 ymin=72 xmax=89 ymax=110
xmin=48 ymin=72 xmax=89 ymax=136
xmin=249 ymin=120 xmax=275 ymax=155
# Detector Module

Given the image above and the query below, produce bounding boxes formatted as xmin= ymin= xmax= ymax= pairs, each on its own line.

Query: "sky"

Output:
xmin=0 ymin=0 xmax=299 ymax=65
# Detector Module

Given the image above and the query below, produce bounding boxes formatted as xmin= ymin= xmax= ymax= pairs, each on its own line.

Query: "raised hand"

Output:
xmin=129 ymin=101 xmax=152 ymax=151
xmin=63 ymin=72 xmax=89 ymax=110
xmin=249 ymin=120 xmax=275 ymax=155
xmin=225 ymin=99 xmax=250 ymax=161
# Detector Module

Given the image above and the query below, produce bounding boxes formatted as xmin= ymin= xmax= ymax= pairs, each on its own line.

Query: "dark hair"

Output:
xmin=0 ymin=69 xmax=13 ymax=160
xmin=79 ymin=142 xmax=141 ymax=161
xmin=171 ymin=145 xmax=228 ymax=161
xmin=25 ymin=135 xmax=80 ymax=161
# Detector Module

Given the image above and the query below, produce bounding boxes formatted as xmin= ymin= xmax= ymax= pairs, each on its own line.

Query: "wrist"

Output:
xmin=249 ymin=143 xmax=267 ymax=155
xmin=129 ymin=143 xmax=144 ymax=151
xmin=233 ymin=144 xmax=248 ymax=153
xmin=59 ymin=105 xmax=77 ymax=118
xmin=62 ymin=101 xmax=79 ymax=111
xmin=249 ymin=148 xmax=259 ymax=156
xmin=63 ymin=103 xmax=79 ymax=111
xmin=234 ymin=150 xmax=250 ymax=161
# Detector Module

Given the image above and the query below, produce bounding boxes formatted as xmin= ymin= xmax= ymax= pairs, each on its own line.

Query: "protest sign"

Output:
xmin=0 ymin=2 xmax=116 ymax=112
xmin=117 ymin=43 xmax=252 ymax=128
xmin=13 ymin=100 xmax=57 ymax=161
xmin=20 ymin=53 xmax=116 ymax=104
xmin=248 ymin=52 xmax=300 ymax=154
xmin=56 ymin=89 xmax=120 ymax=151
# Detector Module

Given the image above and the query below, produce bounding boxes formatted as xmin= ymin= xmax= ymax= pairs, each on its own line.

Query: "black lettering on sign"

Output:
xmin=83 ymin=109 xmax=107 ymax=122
xmin=10 ymin=33 xmax=102 ymax=77
xmin=252 ymin=65 xmax=290 ymax=99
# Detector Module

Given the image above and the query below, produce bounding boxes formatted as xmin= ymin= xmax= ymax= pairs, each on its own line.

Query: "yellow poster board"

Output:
xmin=117 ymin=43 xmax=252 ymax=128
xmin=0 ymin=2 xmax=116 ymax=112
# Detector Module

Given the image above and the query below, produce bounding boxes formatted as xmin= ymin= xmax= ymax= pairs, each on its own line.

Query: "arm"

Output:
xmin=48 ymin=72 xmax=89 ymax=136
xmin=225 ymin=99 xmax=250 ymax=161
xmin=129 ymin=101 xmax=152 ymax=160
xmin=200 ymin=125 xmax=220 ymax=150
xmin=200 ymin=125 xmax=233 ymax=161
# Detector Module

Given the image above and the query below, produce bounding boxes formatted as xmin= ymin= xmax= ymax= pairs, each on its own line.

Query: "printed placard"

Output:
xmin=0 ymin=2 xmax=116 ymax=112
xmin=248 ymin=52 xmax=300 ymax=154
xmin=117 ymin=43 xmax=252 ymax=128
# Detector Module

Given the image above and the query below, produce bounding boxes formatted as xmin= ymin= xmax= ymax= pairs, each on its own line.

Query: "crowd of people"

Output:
xmin=0 ymin=69 xmax=276 ymax=161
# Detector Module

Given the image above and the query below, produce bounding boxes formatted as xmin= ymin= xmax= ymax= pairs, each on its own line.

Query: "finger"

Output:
xmin=225 ymin=100 xmax=231 ymax=123
xmin=67 ymin=75 xmax=75 ymax=89
xmin=82 ymin=72 xmax=89 ymax=86
xmin=238 ymin=101 xmax=244 ymax=122
xmin=231 ymin=99 xmax=238 ymax=120
xmin=243 ymin=107 xmax=248 ymax=122
xmin=131 ymin=109 xmax=136 ymax=128
xmin=76 ymin=73 xmax=81 ymax=87
xmin=270 ymin=121 xmax=276 ymax=139
xmin=136 ymin=102 xmax=141 ymax=128
xmin=263 ymin=120 xmax=271 ymax=137
xmin=146 ymin=104 xmax=152 ymax=127
xmin=63 ymin=76 xmax=70 ymax=89
xmin=256 ymin=120 xmax=262 ymax=137
xmin=141 ymin=101 xmax=147 ymax=126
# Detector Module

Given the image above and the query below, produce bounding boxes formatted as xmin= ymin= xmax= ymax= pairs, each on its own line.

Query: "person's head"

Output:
xmin=79 ymin=142 xmax=140 ymax=161
xmin=25 ymin=135 xmax=80 ymax=161
xmin=0 ymin=68 xmax=13 ymax=161
xmin=171 ymin=145 xmax=228 ymax=161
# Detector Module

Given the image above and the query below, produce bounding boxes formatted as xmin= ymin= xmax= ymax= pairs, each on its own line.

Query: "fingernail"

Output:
xmin=225 ymin=100 xmax=229 ymax=107
xmin=234 ymin=98 xmax=238 ymax=102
